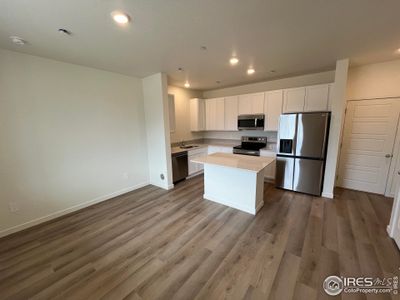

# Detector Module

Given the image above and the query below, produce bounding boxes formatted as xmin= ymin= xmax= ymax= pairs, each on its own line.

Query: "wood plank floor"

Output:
xmin=0 ymin=175 xmax=399 ymax=300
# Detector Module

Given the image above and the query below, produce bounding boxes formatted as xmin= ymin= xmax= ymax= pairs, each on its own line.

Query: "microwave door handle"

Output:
xmin=254 ymin=118 xmax=257 ymax=128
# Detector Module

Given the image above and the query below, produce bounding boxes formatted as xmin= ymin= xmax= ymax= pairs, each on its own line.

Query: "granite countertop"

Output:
xmin=191 ymin=152 xmax=275 ymax=172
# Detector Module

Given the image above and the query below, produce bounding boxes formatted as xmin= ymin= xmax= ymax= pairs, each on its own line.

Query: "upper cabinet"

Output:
xmin=304 ymin=84 xmax=330 ymax=112
xmin=264 ymin=90 xmax=283 ymax=131
xmin=224 ymin=96 xmax=238 ymax=131
xmin=283 ymin=87 xmax=306 ymax=113
xmin=205 ymin=98 xmax=225 ymax=131
xmin=238 ymin=93 xmax=265 ymax=115
xmin=190 ymin=98 xmax=205 ymax=131
xmin=190 ymin=83 xmax=332 ymax=132
xmin=283 ymin=84 xmax=331 ymax=113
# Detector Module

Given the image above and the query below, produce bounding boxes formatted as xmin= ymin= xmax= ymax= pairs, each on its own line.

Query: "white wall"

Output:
xmin=347 ymin=59 xmax=400 ymax=100
xmin=203 ymin=70 xmax=335 ymax=98
xmin=0 ymin=49 xmax=149 ymax=236
xmin=143 ymin=73 xmax=173 ymax=189
xmin=322 ymin=59 xmax=349 ymax=198
xmin=168 ymin=86 xmax=203 ymax=143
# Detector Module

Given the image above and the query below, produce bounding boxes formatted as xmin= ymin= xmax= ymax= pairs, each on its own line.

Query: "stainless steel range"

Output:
xmin=233 ymin=136 xmax=267 ymax=156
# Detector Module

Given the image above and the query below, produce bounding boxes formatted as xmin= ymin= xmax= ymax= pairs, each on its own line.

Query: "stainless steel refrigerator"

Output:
xmin=276 ymin=112 xmax=330 ymax=196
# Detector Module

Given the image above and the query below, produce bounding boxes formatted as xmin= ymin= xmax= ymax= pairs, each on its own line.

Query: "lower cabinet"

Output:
xmin=260 ymin=150 xmax=276 ymax=182
xmin=188 ymin=148 xmax=208 ymax=176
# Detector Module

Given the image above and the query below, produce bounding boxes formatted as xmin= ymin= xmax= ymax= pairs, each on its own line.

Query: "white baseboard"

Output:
xmin=0 ymin=181 xmax=149 ymax=238
xmin=322 ymin=192 xmax=334 ymax=199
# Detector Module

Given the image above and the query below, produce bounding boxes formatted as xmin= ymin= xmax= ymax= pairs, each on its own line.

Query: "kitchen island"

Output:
xmin=191 ymin=152 xmax=275 ymax=215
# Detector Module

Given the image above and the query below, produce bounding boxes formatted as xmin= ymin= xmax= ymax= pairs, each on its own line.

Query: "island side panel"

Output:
xmin=203 ymin=164 xmax=262 ymax=215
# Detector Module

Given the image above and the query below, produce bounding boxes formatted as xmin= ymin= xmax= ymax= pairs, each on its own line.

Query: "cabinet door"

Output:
xmin=188 ymin=156 xmax=197 ymax=175
xmin=205 ymin=99 xmax=216 ymax=130
xmin=304 ymin=84 xmax=329 ymax=112
xmin=224 ymin=96 xmax=238 ymax=131
xmin=190 ymin=98 xmax=205 ymax=131
xmin=251 ymin=93 xmax=265 ymax=114
xmin=283 ymin=87 xmax=305 ymax=113
xmin=264 ymin=90 xmax=283 ymax=131
xmin=215 ymin=98 xmax=225 ymax=130
xmin=238 ymin=94 xmax=252 ymax=115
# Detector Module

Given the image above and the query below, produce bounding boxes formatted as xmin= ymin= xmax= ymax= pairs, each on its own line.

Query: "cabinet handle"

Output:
xmin=385 ymin=154 xmax=393 ymax=158
xmin=398 ymin=171 xmax=400 ymax=175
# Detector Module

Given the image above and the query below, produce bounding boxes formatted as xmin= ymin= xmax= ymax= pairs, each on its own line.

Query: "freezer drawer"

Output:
xmin=293 ymin=158 xmax=324 ymax=196
xmin=295 ymin=112 xmax=329 ymax=158
xmin=275 ymin=156 xmax=294 ymax=190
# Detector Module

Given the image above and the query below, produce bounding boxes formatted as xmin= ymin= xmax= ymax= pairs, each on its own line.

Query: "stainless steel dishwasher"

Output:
xmin=172 ymin=151 xmax=188 ymax=183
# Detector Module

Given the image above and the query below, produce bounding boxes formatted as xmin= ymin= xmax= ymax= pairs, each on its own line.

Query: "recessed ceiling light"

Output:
xmin=396 ymin=48 xmax=400 ymax=53
xmin=230 ymin=57 xmax=239 ymax=65
xmin=184 ymin=81 xmax=190 ymax=88
xmin=247 ymin=68 xmax=255 ymax=75
xmin=111 ymin=11 xmax=130 ymax=25
xmin=9 ymin=36 xmax=26 ymax=45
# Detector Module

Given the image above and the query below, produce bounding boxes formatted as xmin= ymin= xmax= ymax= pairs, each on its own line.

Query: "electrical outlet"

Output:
xmin=8 ymin=202 xmax=19 ymax=213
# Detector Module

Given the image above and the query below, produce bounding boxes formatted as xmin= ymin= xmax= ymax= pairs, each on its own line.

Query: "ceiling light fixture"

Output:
xmin=396 ymin=48 xmax=400 ymax=53
xmin=247 ymin=68 xmax=255 ymax=75
xmin=9 ymin=36 xmax=26 ymax=45
xmin=184 ymin=81 xmax=190 ymax=88
xmin=230 ymin=57 xmax=239 ymax=65
xmin=111 ymin=11 xmax=131 ymax=25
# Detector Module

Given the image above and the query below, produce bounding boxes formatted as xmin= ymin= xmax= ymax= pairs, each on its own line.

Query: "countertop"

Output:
xmin=191 ymin=152 xmax=275 ymax=172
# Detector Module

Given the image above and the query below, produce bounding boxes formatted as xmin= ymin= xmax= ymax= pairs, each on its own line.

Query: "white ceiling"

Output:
xmin=1 ymin=0 xmax=400 ymax=90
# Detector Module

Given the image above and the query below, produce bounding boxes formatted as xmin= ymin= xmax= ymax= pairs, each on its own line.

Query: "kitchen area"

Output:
xmin=169 ymin=82 xmax=333 ymax=214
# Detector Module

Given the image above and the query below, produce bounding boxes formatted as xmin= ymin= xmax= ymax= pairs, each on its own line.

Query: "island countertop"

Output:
xmin=191 ymin=152 xmax=275 ymax=173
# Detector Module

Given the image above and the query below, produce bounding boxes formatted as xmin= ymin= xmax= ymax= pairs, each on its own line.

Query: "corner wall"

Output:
xmin=0 ymin=49 xmax=150 ymax=236
xmin=168 ymin=85 xmax=203 ymax=143
xmin=143 ymin=73 xmax=173 ymax=189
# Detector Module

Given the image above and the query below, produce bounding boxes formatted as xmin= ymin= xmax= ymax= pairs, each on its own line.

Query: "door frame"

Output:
xmin=388 ymin=184 xmax=400 ymax=247
xmin=337 ymin=98 xmax=400 ymax=196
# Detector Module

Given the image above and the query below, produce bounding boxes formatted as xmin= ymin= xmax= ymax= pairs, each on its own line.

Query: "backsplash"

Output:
xmin=202 ymin=130 xmax=277 ymax=142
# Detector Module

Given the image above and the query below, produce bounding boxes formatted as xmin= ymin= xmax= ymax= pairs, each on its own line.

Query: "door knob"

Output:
xmin=385 ymin=154 xmax=393 ymax=158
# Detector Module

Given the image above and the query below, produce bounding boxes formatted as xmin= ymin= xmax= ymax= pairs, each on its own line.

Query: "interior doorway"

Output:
xmin=337 ymin=98 xmax=400 ymax=196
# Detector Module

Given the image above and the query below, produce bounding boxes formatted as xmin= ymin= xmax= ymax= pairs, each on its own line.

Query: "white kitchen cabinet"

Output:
xmin=238 ymin=93 xmax=265 ymax=115
xmin=205 ymin=98 xmax=225 ymax=130
xmin=190 ymin=98 xmax=205 ymax=131
xmin=264 ymin=90 xmax=283 ymax=131
xmin=188 ymin=147 xmax=207 ymax=176
xmin=224 ymin=96 xmax=238 ymax=131
xmin=283 ymin=87 xmax=306 ymax=113
xmin=260 ymin=150 xmax=276 ymax=181
xmin=304 ymin=84 xmax=330 ymax=112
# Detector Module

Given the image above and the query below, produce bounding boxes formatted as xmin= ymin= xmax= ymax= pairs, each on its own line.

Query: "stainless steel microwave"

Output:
xmin=238 ymin=114 xmax=265 ymax=130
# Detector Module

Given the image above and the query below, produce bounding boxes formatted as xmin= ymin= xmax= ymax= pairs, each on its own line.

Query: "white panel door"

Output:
xmin=283 ymin=87 xmax=305 ymax=113
xmin=264 ymin=90 xmax=283 ymax=131
xmin=304 ymin=84 xmax=330 ymax=112
xmin=389 ymin=186 xmax=400 ymax=248
xmin=224 ymin=96 xmax=238 ymax=131
xmin=337 ymin=99 xmax=400 ymax=194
